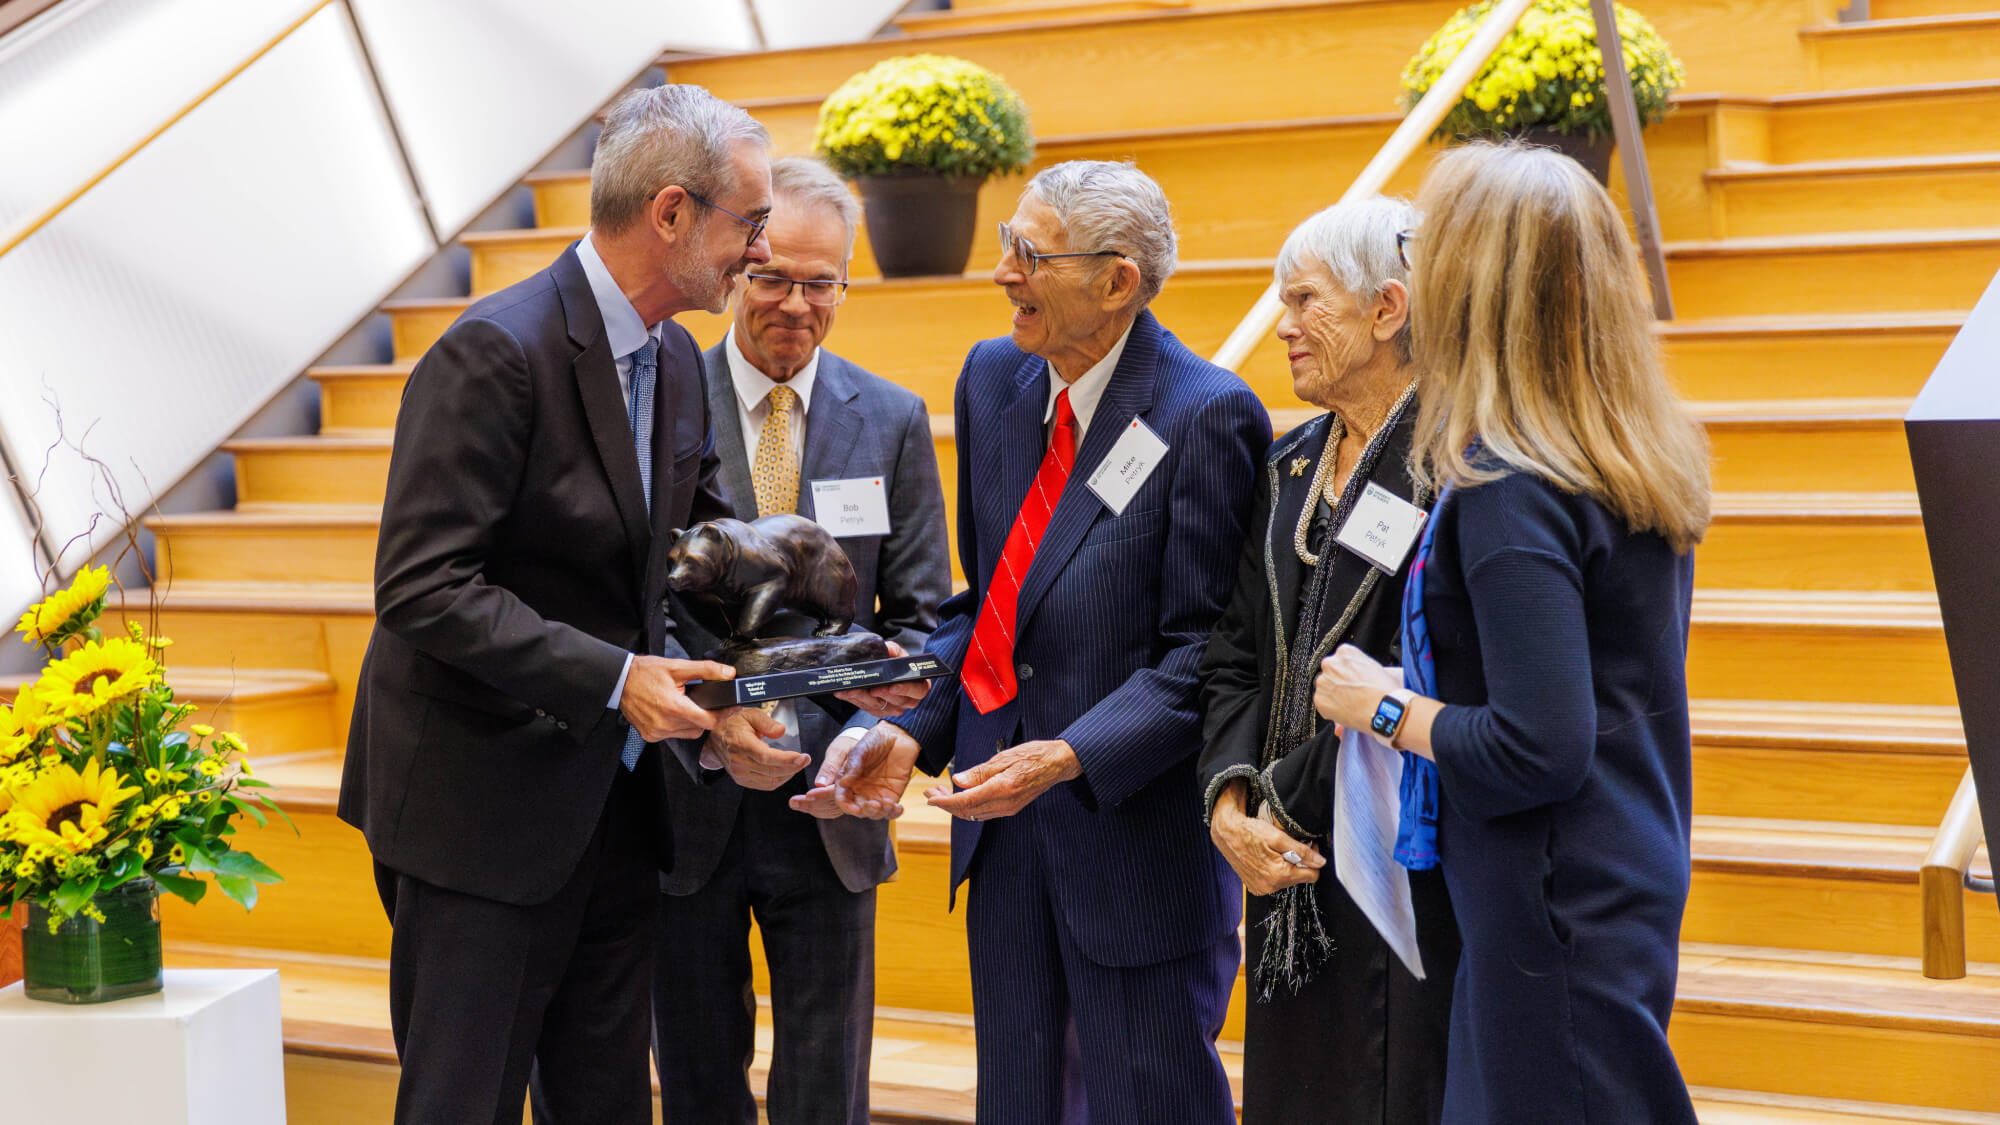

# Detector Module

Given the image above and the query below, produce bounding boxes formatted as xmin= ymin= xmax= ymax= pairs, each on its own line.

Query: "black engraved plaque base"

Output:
xmin=685 ymin=648 xmax=954 ymax=709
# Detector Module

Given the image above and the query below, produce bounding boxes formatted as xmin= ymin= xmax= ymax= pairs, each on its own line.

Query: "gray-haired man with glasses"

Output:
xmin=651 ymin=154 xmax=951 ymax=1125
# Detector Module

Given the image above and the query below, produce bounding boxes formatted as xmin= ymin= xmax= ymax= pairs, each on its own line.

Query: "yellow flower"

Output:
xmin=198 ymin=759 xmax=222 ymax=778
xmin=143 ymin=768 xmax=162 ymax=784
xmin=0 ymin=759 xmax=140 ymax=855
xmin=15 ymin=565 xmax=111 ymax=646
xmin=168 ymin=843 xmax=185 ymax=864
xmin=191 ymin=724 xmax=214 ymax=738
xmin=136 ymin=839 xmax=153 ymax=861
xmin=30 ymin=637 xmax=159 ymax=721
xmin=159 ymin=798 xmax=183 ymax=820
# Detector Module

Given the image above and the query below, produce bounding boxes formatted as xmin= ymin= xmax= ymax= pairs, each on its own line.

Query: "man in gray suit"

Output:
xmin=651 ymin=156 xmax=952 ymax=1125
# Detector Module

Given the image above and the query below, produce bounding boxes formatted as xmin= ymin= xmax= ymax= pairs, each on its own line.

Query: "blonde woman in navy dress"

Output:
xmin=1312 ymin=141 xmax=1713 ymax=1123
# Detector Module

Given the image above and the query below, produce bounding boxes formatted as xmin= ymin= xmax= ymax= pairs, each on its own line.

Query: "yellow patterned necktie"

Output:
xmin=752 ymin=384 xmax=801 ymax=518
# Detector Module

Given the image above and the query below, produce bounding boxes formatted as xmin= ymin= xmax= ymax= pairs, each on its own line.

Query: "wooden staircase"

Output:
xmin=45 ymin=0 xmax=1999 ymax=1119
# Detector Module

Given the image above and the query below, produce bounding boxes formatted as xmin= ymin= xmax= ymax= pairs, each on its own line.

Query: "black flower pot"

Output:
xmin=1514 ymin=126 xmax=1616 ymax=187
xmin=857 ymin=170 xmax=985 ymax=278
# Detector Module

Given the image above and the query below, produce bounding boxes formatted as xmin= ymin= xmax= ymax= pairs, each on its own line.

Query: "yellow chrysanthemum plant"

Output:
xmin=1401 ymin=0 xmax=1685 ymax=140
xmin=0 ymin=566 xmax=286 ymax=938
xmin=814 ymin=54 xmax=1033 ymax=181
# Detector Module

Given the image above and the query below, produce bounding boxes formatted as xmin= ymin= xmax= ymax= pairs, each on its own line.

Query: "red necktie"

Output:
xmin=962 ymin=387 xmax=1077 ymax=713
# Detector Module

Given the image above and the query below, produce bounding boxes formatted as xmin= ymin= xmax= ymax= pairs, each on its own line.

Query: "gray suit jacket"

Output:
xmin=660 ymin=338 xmax=952 ymax=894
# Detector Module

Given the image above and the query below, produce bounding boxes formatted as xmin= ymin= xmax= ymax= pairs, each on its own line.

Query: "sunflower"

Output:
xmin=30 ymin=636 xmax=159 ymax=720
xmin=0 ymin=702 xmax=34 ymax=765
xmin=15 ymin=565 xmax=111 ymax=647
xmin=0 ymin=759 xmax=140 ymax=854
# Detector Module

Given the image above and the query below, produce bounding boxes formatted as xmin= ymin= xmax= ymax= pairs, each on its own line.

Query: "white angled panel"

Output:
xmin=0 ymin=484 xmax=47 ymax=630
xmin=0 ymin=3 xmax=431 ymax=565
xmin=350 ymin=0 xmax=757 ymax=234
xmin=751 ymin=0 xmax=908 ymax=49
xmin=0 ymin=0 xmax=321 ymax=236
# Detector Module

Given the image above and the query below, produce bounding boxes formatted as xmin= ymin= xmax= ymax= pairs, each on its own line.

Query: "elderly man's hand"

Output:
xmin=620 ymin=656 xmax=735 ymax=741
xmin=822 ymin=722 xmax=923 ymax=819
xmin=926 ymin=739 xmax=1081 ymax=822
xmin=703 ymin=708 xmax=811 ymax=790
xmin=833 ymin=640 xmax=931 ymax=718
xmin=1208 ymin=779 xmax=1324 ymax=896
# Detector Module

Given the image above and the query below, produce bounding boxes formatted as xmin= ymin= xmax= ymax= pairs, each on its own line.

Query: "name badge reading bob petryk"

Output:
xmin=1335 ymin=483 xmax=1429 ymax=575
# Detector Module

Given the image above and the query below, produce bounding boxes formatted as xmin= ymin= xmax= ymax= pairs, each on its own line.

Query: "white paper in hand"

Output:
xmin=1333 ymin=678 xmax=1426 ymax=980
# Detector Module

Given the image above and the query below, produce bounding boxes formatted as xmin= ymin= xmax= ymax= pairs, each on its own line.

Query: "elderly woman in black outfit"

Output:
xmin=1197 ymin=196 xmax=1459 ymax=1125
xmin=1316 ymin=143 xmax=1713 ymax=1123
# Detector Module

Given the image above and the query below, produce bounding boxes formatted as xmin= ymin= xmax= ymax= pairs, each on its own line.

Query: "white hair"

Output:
xmin=1275 ymin=195 xmax=1418 ymax=363
xmin=591 ymin=84 xmax=770 ymax=234
xmin=1025 ymin=160 xmax=1178 ymax=308
xmin=770 ymin=156 xmax=860 ymax=257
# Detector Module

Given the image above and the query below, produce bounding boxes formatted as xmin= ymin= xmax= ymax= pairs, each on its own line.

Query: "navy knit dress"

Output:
xmin=1420 ymin=470 xmax=1698 ymax=1124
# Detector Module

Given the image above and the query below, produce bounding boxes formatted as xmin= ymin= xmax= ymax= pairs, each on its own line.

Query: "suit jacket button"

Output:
xmin=1016 ymin=663 xmax=1033 ymax=681
xmin=556 ymin=720 xmax=569 ymax=731
xmin=535 ymin=708 xmax=547 ymax=717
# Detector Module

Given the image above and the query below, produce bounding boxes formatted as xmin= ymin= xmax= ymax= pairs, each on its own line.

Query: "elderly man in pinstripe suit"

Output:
xmin=801 ymin=161 xmax=1270 ymax=1123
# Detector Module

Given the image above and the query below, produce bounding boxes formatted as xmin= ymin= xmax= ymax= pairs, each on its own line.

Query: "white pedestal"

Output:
xmin=0 ymin=968 xmax=287 ymax=1124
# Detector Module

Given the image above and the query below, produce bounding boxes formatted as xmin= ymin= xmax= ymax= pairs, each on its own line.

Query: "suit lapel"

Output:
xmin=557 ymin=246 xmax=650 ymax=577
xmin=799 ymin=354 xmax=864 ymax=521
xmin=702 ymin=339 xmax=757 ymax=519
xmin=1013 ymin=312 xmax=1164 ymax=634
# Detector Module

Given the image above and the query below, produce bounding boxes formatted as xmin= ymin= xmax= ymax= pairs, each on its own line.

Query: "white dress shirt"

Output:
xmin=1042 ymin=322 xmax=1135 ymax=444
xmin=575 ymin=233 xmax=665 ymax=712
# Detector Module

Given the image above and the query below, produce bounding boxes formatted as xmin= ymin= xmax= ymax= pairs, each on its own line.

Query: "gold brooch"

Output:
xmin=1290 ymin=456 xmax=1311 ymax=477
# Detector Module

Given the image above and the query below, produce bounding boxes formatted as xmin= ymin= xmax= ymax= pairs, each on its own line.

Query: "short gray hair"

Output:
xmin=591 ymin=84 xmax=770 ymax=235
xmin=770 ymin=156 xmax=861 ymax=257
xmin=1275 ymin=195 xmax=1418 ymax=363
xmin=1025 ymin=160 xmax=1177 ymax=308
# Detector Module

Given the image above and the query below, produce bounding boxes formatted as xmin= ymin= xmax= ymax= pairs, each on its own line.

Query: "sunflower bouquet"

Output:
xmin=1 ymin=565 xmax=284 ymax=937
xmin=814 ymin=53 xmax=1034 ymax=180
xmin=1401 ymin=0 xmax=1685 ymax=139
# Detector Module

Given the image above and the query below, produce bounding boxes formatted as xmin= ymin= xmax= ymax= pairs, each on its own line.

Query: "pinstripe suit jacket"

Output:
xmin=658 ymin=340 xmax=952 ymax=894
xmin=896 ymin=310 xmax=1271 ymax=967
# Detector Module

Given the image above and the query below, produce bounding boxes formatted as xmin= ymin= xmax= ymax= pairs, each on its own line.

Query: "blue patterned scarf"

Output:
xmin=1394 ymin=486 xmax=1447 ymax=870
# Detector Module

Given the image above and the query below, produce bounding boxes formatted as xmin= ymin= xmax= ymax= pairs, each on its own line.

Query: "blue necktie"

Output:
xmin=620 ymin=335 xmax=660 ymax=771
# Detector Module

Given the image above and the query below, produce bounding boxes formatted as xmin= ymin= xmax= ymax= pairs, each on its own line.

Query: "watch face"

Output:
xmin=1372 ymin=695 xmax=1407 ymax=734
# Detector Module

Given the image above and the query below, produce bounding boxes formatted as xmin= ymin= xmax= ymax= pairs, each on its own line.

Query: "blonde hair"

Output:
xmin=1408 ymin=142 xmax=1710 ymax=552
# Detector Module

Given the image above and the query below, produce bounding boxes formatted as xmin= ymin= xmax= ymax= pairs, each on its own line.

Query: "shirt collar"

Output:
xmin=1044 ymin=321 xmax=1135 ymax=434
xmin=576 ymin=232 xmax=660 ymax=360
xmin=726 ymin=326 xmax=819 ymax=416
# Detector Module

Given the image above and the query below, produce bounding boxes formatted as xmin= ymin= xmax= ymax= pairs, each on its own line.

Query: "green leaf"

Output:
xmin=214 ymin=872 xmax=258 ymax=910
xmin=230 ymin=796 xmax=268 ymax=828
xmin=212 ymin=849 xmax=283 ymax=884
xmin=108 ymin=849 xmax=143 ymax=881
xmin=153 ymin=872 xmax=207 ymax=905
xmin=51 ymin=875 xmax=101 ymax=917
xmin=235 ymin=777 xmax=273 ymax=789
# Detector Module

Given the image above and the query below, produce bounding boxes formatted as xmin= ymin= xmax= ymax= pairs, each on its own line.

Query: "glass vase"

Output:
xmin=21 ymin=877 xmax=164 ymax=1004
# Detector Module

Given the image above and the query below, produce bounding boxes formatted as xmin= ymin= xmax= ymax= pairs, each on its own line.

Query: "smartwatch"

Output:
xmin=1369 ymin=689 xmax=1417 ymax=747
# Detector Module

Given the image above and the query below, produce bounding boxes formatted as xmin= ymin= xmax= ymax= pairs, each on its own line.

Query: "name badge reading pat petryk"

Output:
xmin=1335 ymin=483 xmax=1429 ymax=575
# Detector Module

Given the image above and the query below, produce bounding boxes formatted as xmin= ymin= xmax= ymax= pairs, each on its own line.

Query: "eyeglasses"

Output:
xmin=650 ymin=186 xmax=769 ymax=250
xmin=997 ymin=222 xmax=1123 ymax=276
xmin=743 ymin=273 xmax=849 ymax=306
xmin=1396 ymin=229 xmax=1418 ymax=269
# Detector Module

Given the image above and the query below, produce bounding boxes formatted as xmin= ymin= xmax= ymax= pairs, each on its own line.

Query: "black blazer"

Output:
xmin=338 ymin=243 xmax=733 ymax=906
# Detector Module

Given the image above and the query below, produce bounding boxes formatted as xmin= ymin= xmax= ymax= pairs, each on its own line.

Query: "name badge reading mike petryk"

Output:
xmin=1335 ymin=483 xmax=1429 ymax=575
xmin=1084 ymin=417 xmax=1169 ymax=515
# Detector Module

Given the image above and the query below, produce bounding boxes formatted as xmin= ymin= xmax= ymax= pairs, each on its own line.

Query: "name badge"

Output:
xmin=1084 ymin=417 xmax=1169 ymax=515
xmin=810 ymin=477 xmax=892 ymax=537
xmin=1335 ymin=483 xmax=1429 ymax=575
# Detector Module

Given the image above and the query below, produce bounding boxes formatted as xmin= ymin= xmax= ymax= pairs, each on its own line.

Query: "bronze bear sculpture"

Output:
xmin=664 ymin=514 xmax=860 ymax=642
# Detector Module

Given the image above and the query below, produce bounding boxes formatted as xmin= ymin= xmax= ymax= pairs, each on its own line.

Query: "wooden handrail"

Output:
xmin=1921 ymin=768 xmax=1987 ymax=979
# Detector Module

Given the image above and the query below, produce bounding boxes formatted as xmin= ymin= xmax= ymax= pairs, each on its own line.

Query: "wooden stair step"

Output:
xmin=658 ymin=1 xmax=1825 ymax=137
xmin=308 ymin=365 xmax=407 ymax=435
xmin=147 ymin=509 xmax=381 ymax=586
xmin=1688 ymin=589 xmax=1952 ymax=708
xmin=462 ymin=226 xmax=584 ymax=298
xmin=1704 ymin=492 xmax=1930 ymax=593
xmin=1866 ymin=0 xmax=2000 ymax=20
xmin=1706 ymin=152 xmax=2000 ymax=238
xmin=0 ymin=666 xmax=336 ymax=758
xmin=226 ymin=435 xmax=394 ymax=508
xmin=1692 ymin=699 xmax=1966 ymax=824
xmin=1692 ymin=398 xmax=1915 ymax=493
xmin=1804 ymin=13 xmax=2000 ymax=91
xmin=1659 ymin=314 xmax=1959 ymax=402
xmin=1674 ymin=945 xmax=2000 ymax=1112
xmin=1662 ymin=229 xmax=2000 ymax=319
xmin=1691 ymin=1086 xmax=2000 ymax=1125
xmin=893 ymin=0 xmax=1192 ymax=35
xmin=1757 ymin=80 xmax=2000 ymax=163
xmin=380 ymin=297 xmax=469 ymax=363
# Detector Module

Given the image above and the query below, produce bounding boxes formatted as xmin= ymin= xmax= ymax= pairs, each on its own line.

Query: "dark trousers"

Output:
xmin=963 ymin=804 xmax=1238 ymax=1125
xmin=652 ymin=786 xmax=875 ymax=1125
xmin=375 ymin=761 xmax=657 ymax=1125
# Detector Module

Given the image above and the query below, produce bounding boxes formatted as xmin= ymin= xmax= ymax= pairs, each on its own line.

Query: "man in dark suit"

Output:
xmin=338 ymin=85 xmax=809 ymax=1125
xmin=651 ymin=156 xmax=951 ymax=1125
xmin=809 ymin=161 xmax=1270 ymax=1123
